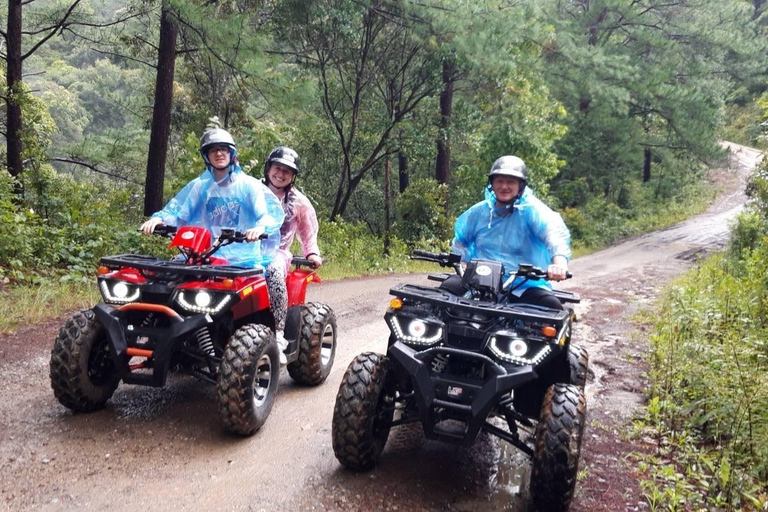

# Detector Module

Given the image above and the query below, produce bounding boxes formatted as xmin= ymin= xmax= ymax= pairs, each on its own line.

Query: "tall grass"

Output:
xmin=0 ymin=281 xmax=98 ymax=334
xmin=637 ymin=243 xmax=768 ymax=510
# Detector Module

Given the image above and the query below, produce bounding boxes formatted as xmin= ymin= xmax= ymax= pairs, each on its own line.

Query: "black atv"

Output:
xmin=50 ymin=225 xmax=336 ymax=436
xmin=331 ymin=250 xmax=587 ymax=511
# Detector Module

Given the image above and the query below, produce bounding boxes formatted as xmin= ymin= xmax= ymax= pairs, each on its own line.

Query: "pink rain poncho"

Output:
xmin=452 ymin=185 xmax=571 ymax=296
xmin=151 ymin=165 xmax=285 ymax=268
xmin=274 ymin=187 xmax=320 ymax=273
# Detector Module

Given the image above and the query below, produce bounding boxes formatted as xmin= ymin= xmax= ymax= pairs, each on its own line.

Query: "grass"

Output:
xmin=0 ymin=280 xmax=98 ymax=334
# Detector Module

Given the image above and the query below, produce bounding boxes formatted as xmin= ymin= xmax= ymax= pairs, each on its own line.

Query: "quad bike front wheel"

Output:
xmin=332 ymin=352 xmax=394 ymax=471
xmin=288 ymin=302 xmax=337 ymax=385
xmin=567 ymin=343 xmax=589 ymax=389
xmin=529 ymin=384 xmax=586 ymax=511
xmin=50 ymin=309 xmax=120 ymax=412
xmin=216 ymin=324 xmax=279 ymax=436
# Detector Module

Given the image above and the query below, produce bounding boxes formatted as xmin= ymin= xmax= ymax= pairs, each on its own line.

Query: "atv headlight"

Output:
xmin=488 ymin=330 xmax=551 ymax=366
xmin=175 ymin=290 xmax=233 ymax=315
xmin=387 ymin=314 xmax=444 ymax=346
xmin=99 ymin=279 xmax=140 ymax=305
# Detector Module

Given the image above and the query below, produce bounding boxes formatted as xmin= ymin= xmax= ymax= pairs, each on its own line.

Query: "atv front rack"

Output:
xmin=100 ymin=254 xmax=264 ymax=278
xmin=390 ymin=283 xmax=570 ymax=325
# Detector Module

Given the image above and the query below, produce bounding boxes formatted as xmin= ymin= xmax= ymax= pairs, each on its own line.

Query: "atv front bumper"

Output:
xmin=94 ymin=302 xmax=213 ymax=387
xmin=389 ymin=341 xmax=537 ymax=446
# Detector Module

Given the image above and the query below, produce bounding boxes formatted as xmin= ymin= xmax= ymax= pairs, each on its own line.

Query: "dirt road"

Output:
xmin=0 ymin=142 xmax=760 ymax=512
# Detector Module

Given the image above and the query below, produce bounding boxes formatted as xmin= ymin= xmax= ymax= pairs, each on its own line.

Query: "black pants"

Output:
xmin=439 ymin=275 xmax=563 ymax=310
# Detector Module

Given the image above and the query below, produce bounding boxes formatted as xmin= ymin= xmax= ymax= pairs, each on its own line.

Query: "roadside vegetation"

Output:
xmin=633 ymin=161 xmax=768 ymax=510
xmin=4 ymin=1 xmax=767 ymax=335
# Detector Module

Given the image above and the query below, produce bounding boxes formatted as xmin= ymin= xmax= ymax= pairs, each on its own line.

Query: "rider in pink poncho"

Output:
xmin=261 ymin=146 xmax=322 ymax=363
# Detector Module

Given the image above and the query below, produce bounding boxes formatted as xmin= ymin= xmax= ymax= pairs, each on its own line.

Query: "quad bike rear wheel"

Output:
xmin=567 ymin=343 xmax=589 ymax=389
xmin=529 ymin=384 xmax=586 ymax=511
xmin=50 ymin=309 xmax=120 ymax=412
xmin=288 ymin=302 xmax=337 ymax=385
xmin=332 ymin=352 xmax=394 ymax=471
xmin=216 ymin=324 xmax=279 ymax=436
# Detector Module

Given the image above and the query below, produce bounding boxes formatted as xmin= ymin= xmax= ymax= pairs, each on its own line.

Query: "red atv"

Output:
xmin=50 ymin=225 xmax=337 ymax=435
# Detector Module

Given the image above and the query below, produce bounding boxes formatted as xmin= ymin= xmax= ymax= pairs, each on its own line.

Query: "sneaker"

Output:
xmin=275 ymin=331 xmax=288 ymax=366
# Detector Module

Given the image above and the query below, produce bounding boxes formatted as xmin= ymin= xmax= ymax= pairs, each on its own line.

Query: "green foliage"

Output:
xmin=637 ymin=218 xmax=768 ymax=507
xmin=394 ymin=178 xmax=452 ymax=246
xmin=562 ymin=177 xmax=714 ymax=251
xmin=317 ymin=219 xmax=413 ymax=277
xmin=0 ymin=168 xmax=168 ymax=283
xmin=543 ymin=0 xmax=766 ymax=216
xmin=721 ymin=102 xmax=765 ymax=147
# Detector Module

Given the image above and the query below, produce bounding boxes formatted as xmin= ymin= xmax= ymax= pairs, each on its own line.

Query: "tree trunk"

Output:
xmin=642 ymin=148 xmax=652 ymax=183
xmin=398 ymin=149 xmax=408 ymax=193
xmin=6 ymin=0 xmax=24 ymax=190
xmin=383 ymin=155 xmax=391 ymax=255
xmin=143 ymin=3 xmax=178 ymax=216
xmin=435 ymin=58 xmax=454 ymax=185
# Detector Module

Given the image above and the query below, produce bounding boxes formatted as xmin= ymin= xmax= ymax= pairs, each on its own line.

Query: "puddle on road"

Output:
xmin=377 ymin=420 xmax=530 ymax=511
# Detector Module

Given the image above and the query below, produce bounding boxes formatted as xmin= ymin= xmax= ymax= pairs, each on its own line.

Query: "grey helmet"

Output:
xmin=488 ymin=155 xmax=527 ymax=183
xmin=487 ymin=155 xmax=528 ymax=201
xmin=200 ymin=128 xmax=237 ymax=167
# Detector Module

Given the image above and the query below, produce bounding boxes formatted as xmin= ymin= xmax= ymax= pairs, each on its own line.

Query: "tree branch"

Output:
xmin=21 ymin=0 xmax=83 ymax=61
xmin=51 ymin=157 xmax=141 ymax=184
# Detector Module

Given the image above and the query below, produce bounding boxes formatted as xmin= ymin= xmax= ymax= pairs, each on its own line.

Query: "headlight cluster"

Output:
xmin=487 ymin=330 xmax=551 ymax=366
xmin=99 ymin=279 xmax=140 ymax=304
xmin=387 ymin=314 xmax=444 ymax=346
xmin=175 ymin=290 xmax=233 ymax=314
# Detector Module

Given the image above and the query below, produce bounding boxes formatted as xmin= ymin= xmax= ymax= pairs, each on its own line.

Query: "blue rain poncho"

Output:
xmin=151 ymin=164 xmax=285 ymax=268
xmin=452 ymin=185 xmax=571 ymax=296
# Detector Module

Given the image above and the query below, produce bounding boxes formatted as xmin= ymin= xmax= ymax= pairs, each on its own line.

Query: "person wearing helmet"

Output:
xmin=440 ymin=155 xmax=571 ymax=309
xmin=260 ymin=146 xmax=323 ymax=361
xmin=139 ymin=127 xmax=285 ymax=269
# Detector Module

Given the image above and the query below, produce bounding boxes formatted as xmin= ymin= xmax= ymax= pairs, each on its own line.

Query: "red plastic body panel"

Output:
xmin=231 ymin=279 xmax=271 ymax=320
xmin=169 ymin=226 xmax=212 ymax=254
xmin=105 ymin=268 xmax=148 ymax=284
xmin=286 ymin=268 xmax=321 ymax=307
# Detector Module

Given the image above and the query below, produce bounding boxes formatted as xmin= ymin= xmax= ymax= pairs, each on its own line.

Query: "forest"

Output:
xmin=2 ymin=0 xmax=767 ymax=283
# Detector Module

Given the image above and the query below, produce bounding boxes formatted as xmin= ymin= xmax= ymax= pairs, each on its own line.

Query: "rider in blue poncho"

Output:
xmin=441 ymin=155 xmax=571 ymax=309
xmin=139 ymin=128 xmax=285 ymax=269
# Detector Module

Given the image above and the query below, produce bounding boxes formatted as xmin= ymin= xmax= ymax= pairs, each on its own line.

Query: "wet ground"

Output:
xmin=0 ymin=142 xmax=760 ymax=511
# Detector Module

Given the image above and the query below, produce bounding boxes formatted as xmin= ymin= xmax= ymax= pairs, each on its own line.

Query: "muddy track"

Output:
xmin=0 ymin=142 xmax=760 ymax=512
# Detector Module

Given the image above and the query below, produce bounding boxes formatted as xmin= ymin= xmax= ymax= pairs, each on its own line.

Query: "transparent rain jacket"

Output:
xmin=151 ymin=165 xmax=285 ymax=268
xmin=452 ymin=185 xmax=571 ymax=296
xmin=274 ymin=186 xmax=321 ymax=274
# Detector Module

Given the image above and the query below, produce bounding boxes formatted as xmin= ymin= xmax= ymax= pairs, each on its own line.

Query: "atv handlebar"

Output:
xmin=146 ymin=225 xmax=267 ymax=243
xmin=502 ymin=264 xmax=572 ymax=292
xmin=513 ymin=264 xmax=572 ymax=281
xmin=410 ymin=250 xmax=462 ymax=268
xmin=218 ymin=228 xmax=267 ymax=243
xmin=291 ymin=256 xmax=325 ymax=269
xmin=151 ymin=225 xmax=178 ymax=238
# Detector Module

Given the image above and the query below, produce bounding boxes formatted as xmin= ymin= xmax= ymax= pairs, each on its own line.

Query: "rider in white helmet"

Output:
xmin=441 ymin=155 xmax=571 ymax=309
xmin=139 ymin=127 xmax=284 ymax=268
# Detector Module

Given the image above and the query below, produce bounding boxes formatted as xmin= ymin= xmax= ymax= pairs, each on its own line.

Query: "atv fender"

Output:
xmin=286 ymin=268 xmax=320 ymax=307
